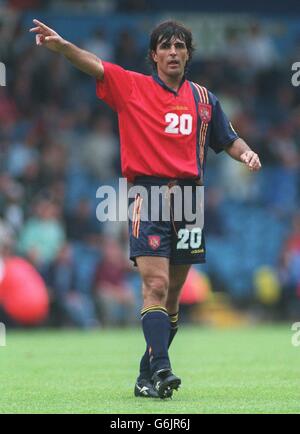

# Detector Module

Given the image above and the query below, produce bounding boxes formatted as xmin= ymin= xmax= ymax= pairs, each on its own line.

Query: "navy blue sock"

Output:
xmin=140 ymin=306 xmax=171 ymax=377
xmin=168 ymin=312 xmax=179 ymax=347
xmin=138 ymin=311 xmax=178 ymax=381
xmin=138 ymin=347 xmax=151 ymax=381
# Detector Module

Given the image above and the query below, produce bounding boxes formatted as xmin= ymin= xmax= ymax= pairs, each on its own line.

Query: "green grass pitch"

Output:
xmin=0 ymin=325 xmax=299 ymax=414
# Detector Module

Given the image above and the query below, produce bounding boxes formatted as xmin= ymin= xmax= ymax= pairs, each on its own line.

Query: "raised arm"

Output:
xmin=226 ymin=138 xmax=262 ymax=171
xmin=29 ymin=19 xmax=104 ymax=80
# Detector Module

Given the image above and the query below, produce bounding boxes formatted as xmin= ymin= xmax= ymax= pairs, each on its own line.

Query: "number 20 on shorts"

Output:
xmin=177 ymin=228 xmax=202 ymax=249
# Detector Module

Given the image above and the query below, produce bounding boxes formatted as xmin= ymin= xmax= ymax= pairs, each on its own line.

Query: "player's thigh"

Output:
xmin=136 ymin=256 xmax=170 ymax=302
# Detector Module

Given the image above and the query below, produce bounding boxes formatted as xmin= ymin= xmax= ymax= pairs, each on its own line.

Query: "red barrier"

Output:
xmin=0 ymin=258 xmax=5 ymax=302
xmin=0 ymin=257 xmax=49 ymax=325
xmin=179 ymin=267 xmax=210 ymax=305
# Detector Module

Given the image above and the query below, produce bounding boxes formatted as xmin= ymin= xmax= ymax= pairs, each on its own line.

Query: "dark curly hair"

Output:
xmin=148 ymin=20 xmax=195 ymax=71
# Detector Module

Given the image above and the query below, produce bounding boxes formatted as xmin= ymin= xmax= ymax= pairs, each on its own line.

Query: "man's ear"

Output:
xmin=152 ymin=50 xmax=158 ymax=63
xmin=185 ymin=51 xmax=189 ymax=67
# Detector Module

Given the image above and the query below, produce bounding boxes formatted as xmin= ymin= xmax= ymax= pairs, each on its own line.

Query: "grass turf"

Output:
xmin=0 ymin=325 xmax=299 ymax=414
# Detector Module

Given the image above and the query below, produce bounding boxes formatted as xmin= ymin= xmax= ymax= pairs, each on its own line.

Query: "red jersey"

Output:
xmin=96 ymin=61 xmax=237 ymax=182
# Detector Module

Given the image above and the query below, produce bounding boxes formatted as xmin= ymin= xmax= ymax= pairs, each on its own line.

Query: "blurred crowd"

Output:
xmin=0 ymin=4 xmax=300 ymax=327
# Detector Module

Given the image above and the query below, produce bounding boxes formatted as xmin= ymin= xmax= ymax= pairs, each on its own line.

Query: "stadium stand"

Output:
xmin=0 ymin=1 xmax=299 ymax=325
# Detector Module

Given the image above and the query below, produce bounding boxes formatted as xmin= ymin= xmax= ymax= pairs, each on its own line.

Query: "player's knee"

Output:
xmin=143 ymin=274 xmax=169 ymax=304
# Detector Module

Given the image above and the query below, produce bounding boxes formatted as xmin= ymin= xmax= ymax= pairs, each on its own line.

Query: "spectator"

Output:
xmin=17 ymin=197 xmax=65 ymax=277
xmin=243 ymin=23 xmax=279 ymax=72
xmin=0 ymin=88 xmax=18 ymax=126
xmin=49 ymin=243 xmax=98 ymax=328
xmin=279 ymin=212 xmax=300 ymax=318
xmin=94 ymin=237 xmax=136 ymax=326
xmin=0 ymin=218 xmax=14 ymax=258
xmin=79 ymin=115 xmax=118 ymax=180
xmin=65 ymin=197 xmax=99 ymax=242
xmin=115 ymin=29 xmax=145 ymax=71
xmin=83 ymin=29 xmax=114 ymax=63
xmin=5 ymin=130 xmax=40 ymax=178
xmin=1 ymin=178 xmax=24 ymax=233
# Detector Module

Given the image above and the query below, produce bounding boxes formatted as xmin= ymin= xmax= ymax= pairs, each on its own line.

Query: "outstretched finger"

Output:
xmin=29 ymin=27 xmax=40 ymax=33
xmin=30 ymin=26 xmax=50 ymax=35
xmin=33 ymin=19 xmax=54 ymax=33
xmin=31 ymin=25 xmax=52 ymax=37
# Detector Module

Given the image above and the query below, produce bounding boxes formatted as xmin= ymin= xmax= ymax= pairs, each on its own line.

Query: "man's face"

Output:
xmin=152 ymin=36 xmax=189 ymax=78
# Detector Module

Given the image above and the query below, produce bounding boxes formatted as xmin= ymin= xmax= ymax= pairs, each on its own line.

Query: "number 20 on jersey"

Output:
xmin=165 ymin=113 xmax=193 ymax=135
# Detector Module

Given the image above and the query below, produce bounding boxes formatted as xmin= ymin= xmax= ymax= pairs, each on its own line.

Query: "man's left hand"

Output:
xmin=240 ymin=151 xmax=262 ymax=171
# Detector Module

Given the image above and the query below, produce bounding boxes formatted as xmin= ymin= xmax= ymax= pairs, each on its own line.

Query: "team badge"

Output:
xmin=148 ymin=235 xmax=161 ymax=250
xmin=198 ymin=103 xmax=212 ymax=123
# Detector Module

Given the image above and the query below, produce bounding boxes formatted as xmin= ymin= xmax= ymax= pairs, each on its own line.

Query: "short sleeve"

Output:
xmin=209 ymin=92 xmax=239 ymax=153
xmin=96 ymin=61 xmax=133 ymax=112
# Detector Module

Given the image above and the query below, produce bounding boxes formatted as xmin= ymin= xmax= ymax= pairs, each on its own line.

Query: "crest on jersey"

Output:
xmin=148 ymin=235 xmax=161 ymax=250
xmin=198 ymin=103 xmax=212 ymax=123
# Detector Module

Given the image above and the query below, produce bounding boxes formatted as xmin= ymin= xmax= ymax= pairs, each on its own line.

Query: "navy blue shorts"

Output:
xmin=128 ymin=176 xmax=206 ymax=265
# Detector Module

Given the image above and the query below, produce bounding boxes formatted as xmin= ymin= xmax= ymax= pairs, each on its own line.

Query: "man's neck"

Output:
xmin=157 ymin=70 xmax=185 ymax=92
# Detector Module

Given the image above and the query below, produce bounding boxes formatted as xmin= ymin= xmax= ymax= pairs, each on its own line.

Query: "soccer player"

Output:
xmin=30 ymin=19 xmax=261 ymax=399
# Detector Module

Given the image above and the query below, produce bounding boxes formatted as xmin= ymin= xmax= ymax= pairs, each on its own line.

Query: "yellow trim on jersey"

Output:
xmin=192 ymin=82 xmax=210 ymax=183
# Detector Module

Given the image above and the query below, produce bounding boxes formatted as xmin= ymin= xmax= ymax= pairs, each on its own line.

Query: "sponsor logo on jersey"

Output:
xmin=191 ymin=248 xmax=204 ymax=254
xmin=171 ymin=105 xmax=189 ymax=110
